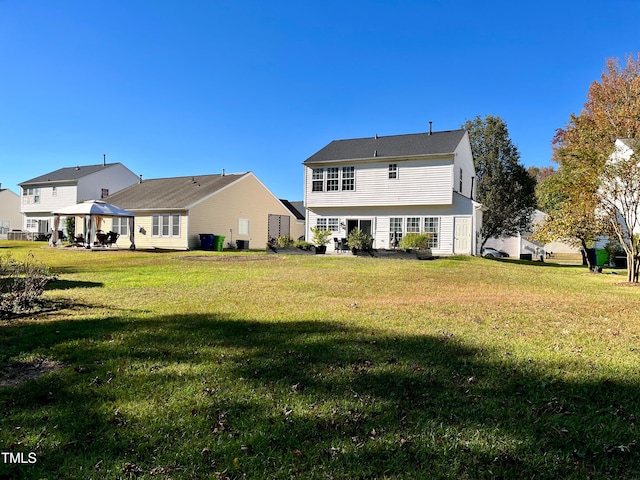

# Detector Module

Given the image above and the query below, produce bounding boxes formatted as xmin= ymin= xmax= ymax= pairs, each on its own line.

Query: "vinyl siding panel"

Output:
xmin=305 ymin=158 xmax=454 ymax=208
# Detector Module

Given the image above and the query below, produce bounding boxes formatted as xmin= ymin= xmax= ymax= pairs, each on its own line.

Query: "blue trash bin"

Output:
xmin=199 ymin=234 xmax=215 ymax=251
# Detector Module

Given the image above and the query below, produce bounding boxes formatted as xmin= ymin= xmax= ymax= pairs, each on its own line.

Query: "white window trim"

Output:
xmin=151 ymin=214 xmax=181 ymax=238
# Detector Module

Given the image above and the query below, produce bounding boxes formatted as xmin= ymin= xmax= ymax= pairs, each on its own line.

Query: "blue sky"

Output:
xmin=1 ymin=1 xmax=638 ymax=201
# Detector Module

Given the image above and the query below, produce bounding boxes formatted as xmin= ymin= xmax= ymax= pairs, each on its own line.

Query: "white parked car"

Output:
xmin=482 ymin=247 xmax=509 ymax=258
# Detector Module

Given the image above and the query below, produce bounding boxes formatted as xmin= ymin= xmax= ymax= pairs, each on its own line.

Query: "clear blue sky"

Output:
xmin=1 ymin=1 xmax=638 ymax=201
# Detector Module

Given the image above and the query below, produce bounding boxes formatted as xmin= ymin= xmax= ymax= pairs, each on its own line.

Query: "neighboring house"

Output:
xmin=0 ymin=185 xmax=21 ymax=239
xmin=303 ymin=129 xmax=483 ymax=255
xmin=105 ymin=172 xmax=304 ymax=250
xmin=484 ymin=210 xmax=580 ymax=259
xmin=18 ymin=162 xmax=139 ymax=237
xmin=279 ymin=199 xmax=306 ymax=239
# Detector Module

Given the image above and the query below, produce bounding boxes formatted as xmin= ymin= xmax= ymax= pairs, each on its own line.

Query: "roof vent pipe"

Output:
xmin=429 ymin=121 xmax=433 ymax=135
xmin=222 ymin=168 xmax=225 ymax=176
xmin=374 ymin=150 xmax=378 ymax=157
xmin=375 ymin=133 xmax=378 ymax=139
xmin=139 ymin=174 xmax=143 ymax=184
xmin=103 ymin=154 xmax=106 ymax=166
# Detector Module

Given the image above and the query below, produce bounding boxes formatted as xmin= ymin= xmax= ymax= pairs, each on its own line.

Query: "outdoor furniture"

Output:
xmin=94 ymin=231 xmax=119 ymax=247
xmin=339 ymin=238 xmax=349 ymax=252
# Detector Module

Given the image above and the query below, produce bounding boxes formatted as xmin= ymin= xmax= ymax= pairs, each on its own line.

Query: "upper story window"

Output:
xmin=342 ymin=166 xmax=355 ymax=191
xmin=22 ymin=187 xmax=40 ymax=204
xmin=101 ymin=188 xmax=109 ymax=199
xmin=312 ymin=168 xmax=324 ymax=192
xmin=310 ymin=166 xmax=356 ymax=192
xmin=389 ymin=164 xmax=398 ymax=179
xmin=326 ymin=168 xmax=339 ymax=191
xmin=52 ymin=186 xmax=57 ymax=197
xmin=459 ymin=168 xmax=463 ymax=192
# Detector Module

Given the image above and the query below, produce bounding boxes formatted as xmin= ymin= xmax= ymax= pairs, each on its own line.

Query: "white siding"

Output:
xmin=77 ymin=164 xmax=139 ymax=202
xmin=305 ymin=158 xmax=454 ymax=208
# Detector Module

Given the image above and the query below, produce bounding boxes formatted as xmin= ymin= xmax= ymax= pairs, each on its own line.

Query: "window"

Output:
xmin=312 ymin=168 xmax=324 ymax=192
xmin=152 ymin=214 xmax=181 ymax=237
xmin=389 ymin=217 xmax=403 ymax=247
xmin=326 ymin=168 xmax=339 ymax=191
xmin=342 ymin=166 xmax=355 ymax=191
xmin=459 ymin=168 xmax=463 ymax=192
xmin=52 ymin=186 xmax=57 ymax=197
xmin=316 ymin=218 xmax=328 ymax=230
xmin=406 ymin=217 xmax=420 ymax=233
xmin=328 ymin=218 xmax=339 ymax=231
xmin=389 ymin=164 xmax=397 ymax=179
xmin=26 ymin=219 xmax=38 ymax=230
xmin=22 ymin=187 xmax=40 ymax=204
xmin=112 ymin=218 xmax=128 ymax=236
xmin=424 ymin=217 xmax=439 ymax=248
xmin=101 ymin=188 xmax=109 ymax=199
xmin=238 ymin=218 xmax=250 ymax=236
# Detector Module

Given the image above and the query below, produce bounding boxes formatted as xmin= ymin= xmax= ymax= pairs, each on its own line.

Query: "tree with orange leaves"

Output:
xmin=534 ymin=53 xmax=640 ymax=280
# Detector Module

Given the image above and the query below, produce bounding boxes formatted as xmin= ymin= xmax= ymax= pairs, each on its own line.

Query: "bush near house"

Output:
xmin=0 ymin=252 xmax=56 ymax=318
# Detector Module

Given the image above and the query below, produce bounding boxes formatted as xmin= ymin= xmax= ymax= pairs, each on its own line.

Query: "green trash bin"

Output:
xmin=214 ymin=235 xmax=225 ymax=252
xmin=596 ymin=249 xmax=609 ymax=266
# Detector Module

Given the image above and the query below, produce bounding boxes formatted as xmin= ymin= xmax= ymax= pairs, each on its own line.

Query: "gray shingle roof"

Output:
xmin=19 ymin=163 xmax=126 ymax=185
xmin=105 ymin=173 xmax=249 ymax=210
xmin=279 ymin=199 xmax=305 ymax=220
xmin=303 ymin=129 xmax=467 ymax=164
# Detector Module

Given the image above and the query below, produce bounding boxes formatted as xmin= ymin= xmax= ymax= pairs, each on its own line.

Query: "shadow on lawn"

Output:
xmin=45 ymin=279 xmax=103 ymax=290
xmin=1 ymin=314 xmax=639 ymax=479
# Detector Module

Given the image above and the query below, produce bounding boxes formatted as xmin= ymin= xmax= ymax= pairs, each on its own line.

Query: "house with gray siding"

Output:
xmin=303 ymin=129 xmax=484 ymax=255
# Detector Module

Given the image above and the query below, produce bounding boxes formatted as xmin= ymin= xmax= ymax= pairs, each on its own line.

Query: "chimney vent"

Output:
xmin=429 ymin=121 xmax=433 ymax=135
xmin=375 ymin=133 xmax=378 ymax=139
xmin=222 ymin=168 xmax=225 ymax=176
xmin=103 ymin=154 xmax=106 ymax=166
xmin=374 ymin=150 xmax=378 ymax=157
xmin=139 ymin=174 xmax=143 ymax=184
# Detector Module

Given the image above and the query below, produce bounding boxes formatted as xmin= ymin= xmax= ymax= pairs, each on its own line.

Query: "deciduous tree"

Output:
xmin=534 ymin=53 xmax=640 ymax=280
xmin=463 ymin=115 xmax=536 ymax=249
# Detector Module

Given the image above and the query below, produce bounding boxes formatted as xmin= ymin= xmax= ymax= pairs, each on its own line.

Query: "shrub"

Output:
xmin=399 ymin=233 xmax=433 ymax=250
xmin=310 ymin=226 xmax=332 ymax=246
xmin=293 ymin=240 xmax=314 ymax=250
xmin=65 ymin=216 xmax=76 ymax=243
xmin=347 ymin=228 xmax=373 ymax=251
xmin=0 ymin=252 xmax=57 ymax=318
xmin=276 ymin=235 xmax=294 ymax=248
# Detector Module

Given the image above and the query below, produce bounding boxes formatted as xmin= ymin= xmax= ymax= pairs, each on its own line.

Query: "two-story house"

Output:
xmin=18 ymin=162 xmax=139 ymax=237
xmin=303 ymin=129 xmax=484 ymax=255
xmin=0 ymin=185 xmax=21 ymax=239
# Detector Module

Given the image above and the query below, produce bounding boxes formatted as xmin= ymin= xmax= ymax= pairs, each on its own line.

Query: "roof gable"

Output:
xmin=19 ymin=163 xmax=128 ymax=185
xmin=304 ymin=129 xmax=467 ymax=164
xmin=105 ymin=173 xmax=249 ymax=210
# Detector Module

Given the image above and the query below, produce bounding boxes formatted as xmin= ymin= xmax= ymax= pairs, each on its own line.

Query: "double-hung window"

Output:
xmin=326 ymin=168 xmax=339 ymax=191
xmin=312 ymin=168 xmax=324 ymax=192
xmin=342 ymin=166 xmax=355 ymax=191
xmin=389 ymin=217 xmax=403 ymax=247
xmin=389 ymin=164 xmax=398 ymax=179
xmin=406 ymin=217 xmax=420 ymax=233
xmin=424 ymin=217 xmax=439 ymax=248
xmin=22 ymin=187 xmax=40 ymax=204
xmin=316 ymin=218 xmax=328 ymax=230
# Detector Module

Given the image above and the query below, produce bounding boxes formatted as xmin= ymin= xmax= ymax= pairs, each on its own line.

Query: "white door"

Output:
xmin=454 ymin=217 xmax=471 ymax=255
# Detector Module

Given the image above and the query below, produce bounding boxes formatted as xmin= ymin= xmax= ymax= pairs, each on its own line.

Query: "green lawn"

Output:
xmin=1 ymin=241 xmax=639 ymax=479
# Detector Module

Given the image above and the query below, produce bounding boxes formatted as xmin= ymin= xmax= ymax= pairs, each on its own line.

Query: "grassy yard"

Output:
xmin=1 ymin=241 xmax=639 ymax=479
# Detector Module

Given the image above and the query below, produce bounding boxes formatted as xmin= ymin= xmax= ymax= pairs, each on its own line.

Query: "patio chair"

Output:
xmin=106 ymin=231 xmax=119 ymax=247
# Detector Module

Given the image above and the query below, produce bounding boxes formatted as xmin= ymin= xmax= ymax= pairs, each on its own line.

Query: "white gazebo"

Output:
xmin=51 ymin=200 xmax=136 ymax=249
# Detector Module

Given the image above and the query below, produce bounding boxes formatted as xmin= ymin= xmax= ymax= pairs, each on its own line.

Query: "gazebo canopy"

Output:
xmin=51 ymin=200 xmax=136 ymax=249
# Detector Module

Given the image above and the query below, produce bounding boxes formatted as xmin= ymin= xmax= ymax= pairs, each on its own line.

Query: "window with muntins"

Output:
xmin=389 ymin=164 xmax=397 ymax=179
xmin=22 ymin=187 xmax=40 ymax=204
xmin=326 ymin=168 xmax=339 ymax=191
xmin=424 ymin=217 xmax=439 ymax=248
xmin=406 ymin=217 xmax=420 ymax=233
xmin=312 ymin=168 xmax=324 ymax=192
xmin=328 ymin=218 xmax=339 ymax=231
xmin=316 ymin=218 xmax=328 ymax=230
xmin=389 ymin=217 xmax=403 ymax=247
xmin=342 ymin=166 xmax=355 ymax=191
